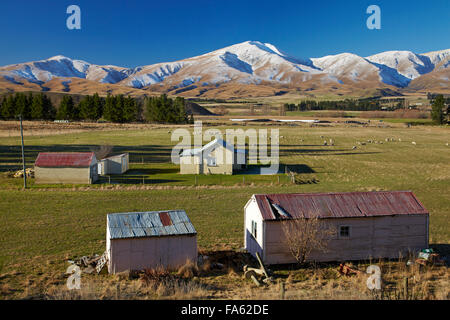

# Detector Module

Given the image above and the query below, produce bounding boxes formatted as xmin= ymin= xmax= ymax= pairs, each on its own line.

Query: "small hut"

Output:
xmin=98 ymin=153 xmax=129 ymax=175
xmin=106 ymin=210 xmax=197 ymax=273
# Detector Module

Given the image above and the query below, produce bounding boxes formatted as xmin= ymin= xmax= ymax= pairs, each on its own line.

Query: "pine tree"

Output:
xmin=57 ymin=95 xmax=75 ymax=120
xmin=91 ymin=93 xmax=104 ymax=120
xmin=115 ymin=95 xmax=125 ymax=123
xmin=15 ymin=92 xmax=30 ymax=119
xmin=79 ymin=95 xmax=93 ymax=120
xmin=43 ymin=94 xmax=56 ymax=120
xmin=145 ymin=94 xmax=189 ymax=124
xmin=122 ymin=96 xmax=138 ymax=122
xmin=103 ymin=94 xmax=115 ymax=122
xmin=31 ymin=93 xmax=44 ymax=119
xmin=431 ymin=94 xmax=445 ymax=125
xmin=0 ymin=95 xmax=16 ymax=119
xmin=174 ymin=96 xmax=187 ymax=123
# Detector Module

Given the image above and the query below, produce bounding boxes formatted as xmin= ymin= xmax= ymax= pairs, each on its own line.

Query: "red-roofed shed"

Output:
xmin=244 ymin=191 xmax=429 ymax=264
xmin=34 ymin=152 xmax=98 ymax=184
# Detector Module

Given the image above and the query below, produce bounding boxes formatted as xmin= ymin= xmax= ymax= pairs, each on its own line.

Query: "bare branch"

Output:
xmin=281 ymin=217 xmax=336 ymax=264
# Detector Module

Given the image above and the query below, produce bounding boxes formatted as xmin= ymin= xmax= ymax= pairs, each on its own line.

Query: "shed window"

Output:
xmin=339 ymin=226 xmax=350 ymax=238
xmin=207 ymin=157 xmax=217 ymax=167
xmin=251 ymin=220 xmax=257 ymax=239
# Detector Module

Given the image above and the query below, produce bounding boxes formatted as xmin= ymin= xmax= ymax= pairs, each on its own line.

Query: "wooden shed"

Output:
xmin=180 ymin=138 xmax=246 ymax=175
xmin=34 ymin=152 xmax=98 ymax=184
xmin=98 ymin=153 xmax=129 ymax=175
xmin=244 ymin=191 xmax=429 ymax=265
xmin=106 ymin=210 xmax=197 ymax=273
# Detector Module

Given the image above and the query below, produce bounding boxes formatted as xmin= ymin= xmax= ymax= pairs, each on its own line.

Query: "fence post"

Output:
xmin=279 ymin=281 xmax=285 ymax=300
xmin=404 ymin=277 xmax=408 ymax=300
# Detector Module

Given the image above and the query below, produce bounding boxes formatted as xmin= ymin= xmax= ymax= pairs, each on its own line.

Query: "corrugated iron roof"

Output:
xmin=35 ymin=152 xmax=96 ymax=168
xmin=107 ymin=210 xmax=197 ymax=240
xmin=254 ymin=191 xmax=429 ymax=221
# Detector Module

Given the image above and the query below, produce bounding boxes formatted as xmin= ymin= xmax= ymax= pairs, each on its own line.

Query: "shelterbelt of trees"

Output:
xmin=284 ymin=96 xmax=450 ymax=113
xmin=284 ymin=99 xmax=384 ymax=112
xmin=0 ymin=92 xmax=194 ymax=124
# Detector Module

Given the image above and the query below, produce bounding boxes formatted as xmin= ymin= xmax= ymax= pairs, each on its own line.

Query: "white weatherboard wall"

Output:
xmin=106 ymin=219 xmax=197 ymax=273
xmin=244 ymin=198 xmax=264 ymax=259
xmin=99 ymin=154 xmax=129 ymax=175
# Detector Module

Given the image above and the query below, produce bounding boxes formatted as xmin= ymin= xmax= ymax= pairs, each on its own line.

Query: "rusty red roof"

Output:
xmin=35 ymin=152 xmax=96 ymax=168
xmin=253 ymin=191 xmax=428 ymax=221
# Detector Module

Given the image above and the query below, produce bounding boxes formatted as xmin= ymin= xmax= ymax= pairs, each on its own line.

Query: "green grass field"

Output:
xmin=0 ymin=121 xmax=449 ymax=298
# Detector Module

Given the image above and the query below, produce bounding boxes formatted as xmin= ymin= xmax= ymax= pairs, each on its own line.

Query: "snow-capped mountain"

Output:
xmin=0 ymin=41 xmax=449 ymax=95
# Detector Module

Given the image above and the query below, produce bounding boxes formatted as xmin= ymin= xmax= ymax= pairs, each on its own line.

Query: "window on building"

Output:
xmin=251 ymin=220 xmax=257 ymax=239
xmin=207 ymin=157 xmax=217 ymax=167
xmin=339 ymin=226 xmax=350 ymax=238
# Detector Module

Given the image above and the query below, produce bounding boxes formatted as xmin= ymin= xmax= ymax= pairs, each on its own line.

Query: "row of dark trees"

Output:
xmin=0 ymin=92 xmax=56 ymax=120
xmin=145 ymin=94 xmax=193 ymax=124
xmin=284 ymin=99 xmax=383 ymax=112
xmin=0 ymin=92 xmax=193 ymax=124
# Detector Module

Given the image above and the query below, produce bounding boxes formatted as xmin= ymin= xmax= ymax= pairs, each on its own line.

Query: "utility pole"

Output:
xmin=19 ymin=115 xmax=27 ymax=189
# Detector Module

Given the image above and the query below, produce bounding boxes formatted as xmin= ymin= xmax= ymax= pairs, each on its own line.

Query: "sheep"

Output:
xmin=329 ymin=139 xmax=334 ymax=146
xmin=352 ymin=146 xmax=357 ymax=150
xmin=398 ymin=138 xmax=402 ymax=142
xmin=323 ymin=141 xmax=328 ymax=146
xmin=412 ymin=141 xmax=416 ymax=145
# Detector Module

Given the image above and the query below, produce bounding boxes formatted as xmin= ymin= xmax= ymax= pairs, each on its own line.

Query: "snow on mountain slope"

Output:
xmin=0 ymin=55 xmax=132 ymax=85
xmin=118 ymin=41 xmax=322 ymax=88
xmin=311 ymin=53 xmax=378 ymax=80
xmin=365 ymin=51 xmax=435 ymax=80
xmin=0 ymin=42 xmax=448 ymax=92
xmin=422 ymin=49 xmax=450 ymax=69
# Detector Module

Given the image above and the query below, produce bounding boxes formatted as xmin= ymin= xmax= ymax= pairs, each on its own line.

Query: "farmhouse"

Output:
xmin=106 ymin=210 xmax=197 ymax=273
xmin=98 ymin=153 xmax=129 ymax=175
xmin=179 ymin=138 xmax=246 ymax=175
xmin=244 ymin=191 xmax=429 ymax=264
xmin=34 ymin=152 xmax=98 ymax=184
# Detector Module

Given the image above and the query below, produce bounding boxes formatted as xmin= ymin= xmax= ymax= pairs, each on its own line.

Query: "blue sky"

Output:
xmin=0 ymin=0 xmax=448 ymax=67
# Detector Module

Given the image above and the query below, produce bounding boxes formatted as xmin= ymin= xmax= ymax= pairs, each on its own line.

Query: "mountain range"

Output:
xmin=0 ymin=41 xmax=449 ymax=98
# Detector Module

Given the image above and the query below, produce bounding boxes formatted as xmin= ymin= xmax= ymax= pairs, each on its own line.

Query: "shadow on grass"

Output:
xmin=97 ymin=176 xmax=182 ymax=185
xmin=0 ymin=144 xmax=175 ymax=172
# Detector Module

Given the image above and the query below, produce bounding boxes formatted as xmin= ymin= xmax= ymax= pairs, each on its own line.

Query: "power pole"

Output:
xmin=19 ymin=115 xmax=27 ymax=189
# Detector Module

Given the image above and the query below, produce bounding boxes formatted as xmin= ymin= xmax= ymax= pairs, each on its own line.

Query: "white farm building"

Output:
xmin=106 ymin=210 xmax=197 ymax=273
xmin=98 ymin=153 xmax=129 ymax=175
xmin=244 ymin=191 xmax=429 ymax=265
xmin=179 ymin=138 xmax=246 ymax=175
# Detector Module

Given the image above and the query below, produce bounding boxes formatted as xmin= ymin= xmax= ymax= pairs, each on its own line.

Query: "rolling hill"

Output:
xmin=0 ymin=41 xmax=448 ymax=98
